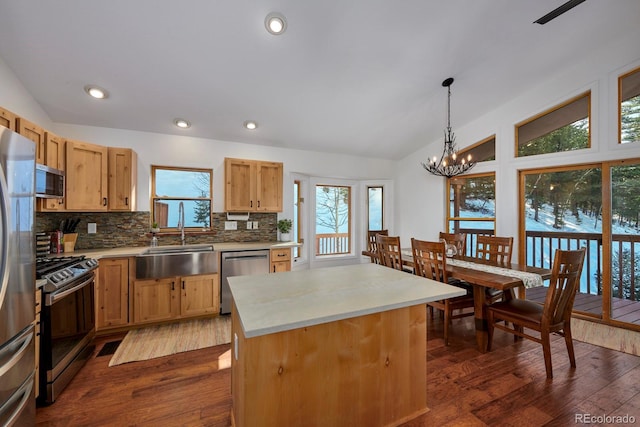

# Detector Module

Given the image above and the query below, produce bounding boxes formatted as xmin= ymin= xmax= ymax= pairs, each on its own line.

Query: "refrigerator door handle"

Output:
xmin=0 ymin=372 xmax=34 ymax=426
xmin=0 ymin=327 xmax=33 ymax=378
xmin=0 ymin=163 xmax=10 ymax=313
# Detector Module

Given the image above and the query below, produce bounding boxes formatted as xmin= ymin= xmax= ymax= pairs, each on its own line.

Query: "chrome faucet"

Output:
xmin=178 ymin=201 xmax=185 ymax=245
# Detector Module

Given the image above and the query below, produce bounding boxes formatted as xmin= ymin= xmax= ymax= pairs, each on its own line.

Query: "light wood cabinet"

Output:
xmin=108 ymin=147 xmax=137 ymax=211
xmin=96 ymin=258 xmax=130 ymax=331
xmin=133 ymin=273 xmax=219 ymax=324
xmin=37 ymin=132 xmax=66 ymax=211
xmin=180 ymin=274 xmax=219 ymax=317
xmin=224 ymin=158 xmax=283 ymax=212
xmin=133 ymin=277 xmax=178 ymax=324
xmin=35 ymin=288 xmax=42 ymax=399
xmin=16 ymin=116 xmax=45 ymax=164
xmin=270 ymin=248 xmax=291 ymax=273
xmin=0 ymin=106 xmax=17 ymax=131
xmin=65 ymin=139 xmax=109 ymax=211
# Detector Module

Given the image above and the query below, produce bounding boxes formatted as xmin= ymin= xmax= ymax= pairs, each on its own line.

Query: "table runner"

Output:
xmin=447 ymin=258 xmax=544 ymax=288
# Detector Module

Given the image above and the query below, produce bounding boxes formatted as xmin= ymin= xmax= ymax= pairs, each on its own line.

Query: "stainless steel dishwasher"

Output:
xmin=220 ymin=250 xmax=270 ymax=314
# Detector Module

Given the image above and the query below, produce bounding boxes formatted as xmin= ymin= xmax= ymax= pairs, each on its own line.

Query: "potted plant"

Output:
xmin=277 ymin=219 xmax=292 ymax=241
xmin=151 ymin=222 xmax=160 ymax=233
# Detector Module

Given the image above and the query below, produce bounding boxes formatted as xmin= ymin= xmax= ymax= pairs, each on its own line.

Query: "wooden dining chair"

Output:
xmin=439 ymin=232 xmax=467 ymax=257
xmin=476 ymin=235 xmax=513 ymax=265
xmin=475 ymin=235 xmax=515 ymax=302
xmin=376 ymin=234 xmax=410 ymax=272
xmin=411 ymin=238 xmax=475 ymax=345
xmin=486 ymin=248 xmax=586 ymax=379
xmin=366 ymin=229 xmax=388 ymax=264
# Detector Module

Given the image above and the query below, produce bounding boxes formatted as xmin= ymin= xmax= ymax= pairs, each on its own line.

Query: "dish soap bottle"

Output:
xmin=151 ymin=233 xmax=158 ymax=247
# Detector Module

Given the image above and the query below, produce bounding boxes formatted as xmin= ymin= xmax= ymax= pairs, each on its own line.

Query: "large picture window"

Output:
xmin=151 ymin=165 xmax=212 ymax=230
xmin=515 ymin=92 xmax=590 ymax=157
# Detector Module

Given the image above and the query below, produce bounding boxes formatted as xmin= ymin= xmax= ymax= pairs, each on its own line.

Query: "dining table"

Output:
xmin=397 ymin=249 xmax=553 ymax=353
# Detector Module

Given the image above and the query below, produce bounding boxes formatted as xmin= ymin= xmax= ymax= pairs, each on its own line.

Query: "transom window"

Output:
xmin=458 ymin=135 xmax=496 ymax=163
xmin=151 ymin=165 xmax=212 ymax=230
xmin=619 ymin=66 xmax=640 ymax=144
xmin=515 ymin=92 xmax=590 ymax=157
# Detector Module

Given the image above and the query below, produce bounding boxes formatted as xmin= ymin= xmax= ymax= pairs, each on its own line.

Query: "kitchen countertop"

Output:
xmin=65 ymin=241 xmax=299 ymax=259
xmin=229 ymin=263 xmax=466 ymax=338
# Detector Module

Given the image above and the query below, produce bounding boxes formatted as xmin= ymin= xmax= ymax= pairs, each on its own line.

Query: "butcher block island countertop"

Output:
xmin=228 ymin=263 xmax=465 ymax=427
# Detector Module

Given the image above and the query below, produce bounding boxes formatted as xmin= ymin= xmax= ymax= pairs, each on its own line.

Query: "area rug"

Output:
xmin=108 ymin=316 xmax=231 ymax=367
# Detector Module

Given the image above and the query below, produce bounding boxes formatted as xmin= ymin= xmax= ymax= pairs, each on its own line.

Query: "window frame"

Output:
xmin=366 ymin=185 xmax=384 ymax=232
xmin=314 ymin=183 xmax=353 ymax=257
xmin=446 ymin=172 xmax=497 ymax=255
xmin=150 ymin=165 xmax=213 ymax=231
xmin=618 ymin=65 xmax=640 ymax=145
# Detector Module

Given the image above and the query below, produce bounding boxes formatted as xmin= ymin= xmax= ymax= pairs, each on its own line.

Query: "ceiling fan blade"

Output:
xmin=534 ymin=0 xmax=586 ymax=25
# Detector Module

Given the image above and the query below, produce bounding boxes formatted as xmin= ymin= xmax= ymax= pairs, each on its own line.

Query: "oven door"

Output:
xmin=41 ymin=272 xmax=95 ymax=404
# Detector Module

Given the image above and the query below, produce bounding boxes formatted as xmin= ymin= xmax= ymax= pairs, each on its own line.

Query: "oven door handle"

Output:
xmin=46 ymin=273 xmax=95 ymax=306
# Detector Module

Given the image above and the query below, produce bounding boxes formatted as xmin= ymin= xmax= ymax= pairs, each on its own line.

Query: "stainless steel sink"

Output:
xmin=136 ymin=244 xmax=218 ymax=279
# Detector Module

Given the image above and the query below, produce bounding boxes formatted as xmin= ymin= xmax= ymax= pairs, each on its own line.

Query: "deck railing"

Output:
xmin=458 ymin=227 xmax=640 ymax=301
xmin=316 ymin=233 xmax=350 ymax=255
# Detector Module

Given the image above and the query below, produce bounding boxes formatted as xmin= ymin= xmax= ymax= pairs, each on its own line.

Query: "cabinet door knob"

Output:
xmin=125 ymin=197 xmax=129 ymax=206
xmin=103 ymin=197 xmax=108 ymax=206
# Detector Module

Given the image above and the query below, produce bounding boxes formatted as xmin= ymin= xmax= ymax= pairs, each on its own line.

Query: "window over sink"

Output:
xmin=151 ymin=165 xmax=213 ymax=230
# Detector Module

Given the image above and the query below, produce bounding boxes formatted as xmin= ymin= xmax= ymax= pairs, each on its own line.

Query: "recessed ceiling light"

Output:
xmin=84 ymin=85 xmax=108 ymax=99
xmin=174 ymin=118 xmax=191 ymax=129
xmin=265 ymin=12 xmax=287 ymax=35
xmin=244 ymin=120 xmax=258 ymax=130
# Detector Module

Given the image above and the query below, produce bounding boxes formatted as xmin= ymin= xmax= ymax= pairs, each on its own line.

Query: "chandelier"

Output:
xmin=422 ymin=77 xmax=475 ymax=178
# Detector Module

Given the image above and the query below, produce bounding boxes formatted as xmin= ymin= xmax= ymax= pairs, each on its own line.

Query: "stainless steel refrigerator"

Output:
xmin=0 ymin=127 xmax=36 ymax=425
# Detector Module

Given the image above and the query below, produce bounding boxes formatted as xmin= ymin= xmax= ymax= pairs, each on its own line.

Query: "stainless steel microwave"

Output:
xmin=35 ymin=164 xmax=65 ymax=198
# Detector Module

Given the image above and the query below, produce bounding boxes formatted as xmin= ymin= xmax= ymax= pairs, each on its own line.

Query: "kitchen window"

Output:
xmin=151 ymin=165 xmax=213 ymax=230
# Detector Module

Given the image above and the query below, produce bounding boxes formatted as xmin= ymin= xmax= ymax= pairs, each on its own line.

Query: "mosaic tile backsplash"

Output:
xmin=36 ymin=212 xmax=278 ymax=250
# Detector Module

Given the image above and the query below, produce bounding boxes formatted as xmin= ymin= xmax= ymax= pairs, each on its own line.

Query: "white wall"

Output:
xmin=0 ymin=55 xmax=53 ymax=128
xmin=395 ymin=27 xmax=640 ymax=260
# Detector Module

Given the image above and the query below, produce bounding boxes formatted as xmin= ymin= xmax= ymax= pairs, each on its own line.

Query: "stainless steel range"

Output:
xmin=36 ymin=255 xmax=98 ymax=405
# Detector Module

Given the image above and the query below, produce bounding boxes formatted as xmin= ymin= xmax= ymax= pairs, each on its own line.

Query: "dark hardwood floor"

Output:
xmin=36 ymin=314 xmax=640 ymax=426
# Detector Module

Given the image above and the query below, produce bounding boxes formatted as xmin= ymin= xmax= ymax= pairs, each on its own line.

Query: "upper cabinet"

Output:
xmin=65 ymin=140 xmax=109 ymax=211
xmin=38 ymin=132 xmax=66 ymax=211
xmin=16 ymin=116 xmax=45 ymax=164
xmin=225 ymin=158 xmax=283 ymax=212
xmin=108 ymin=147 xmax=137 ymax=211
xmin=0 ymin=106 xmax=17 ymax=131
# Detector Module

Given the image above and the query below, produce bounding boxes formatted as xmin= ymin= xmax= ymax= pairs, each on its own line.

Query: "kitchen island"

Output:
xmin=228 ymin=263 xmax=465 ymax=427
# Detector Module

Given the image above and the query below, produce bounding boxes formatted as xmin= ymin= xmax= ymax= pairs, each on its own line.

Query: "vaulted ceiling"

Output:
xmin=0 ymin=1 xmax=638 ymax=160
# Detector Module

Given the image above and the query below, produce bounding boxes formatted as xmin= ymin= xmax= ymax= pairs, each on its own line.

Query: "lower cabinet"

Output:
xmin=270 ymin=248 xmax=291 ymax=273
xmin=133 ymin=274 xmax=219 ymax=325
xmin=96 ymin=258 xmax=130 ymax=331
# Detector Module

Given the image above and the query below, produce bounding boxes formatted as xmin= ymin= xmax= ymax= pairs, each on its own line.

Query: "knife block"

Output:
xmin=63 ymin=233 xmax=78 ymax=252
